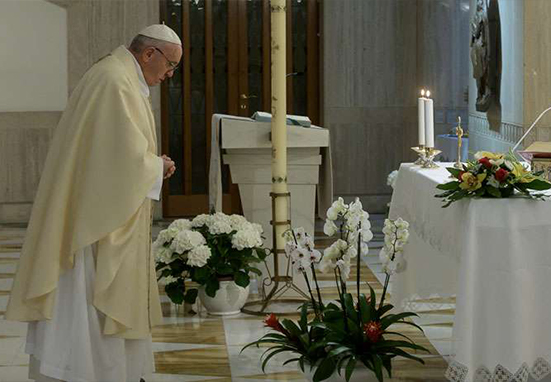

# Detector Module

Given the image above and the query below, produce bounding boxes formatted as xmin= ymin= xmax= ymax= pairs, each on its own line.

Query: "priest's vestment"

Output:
xmin=6 ymin=46 xmax=165 ymax=381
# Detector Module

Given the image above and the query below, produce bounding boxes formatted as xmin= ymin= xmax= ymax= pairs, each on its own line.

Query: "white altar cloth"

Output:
xmin=389 ymin=163 xmax=551 ymax=382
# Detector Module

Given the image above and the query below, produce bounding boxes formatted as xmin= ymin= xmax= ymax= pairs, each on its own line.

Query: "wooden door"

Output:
xmin=160 ymin=0 xmax=320 ymax=218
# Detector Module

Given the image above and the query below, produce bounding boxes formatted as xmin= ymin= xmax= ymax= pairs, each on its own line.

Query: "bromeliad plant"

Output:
xmin=154 ymin=213 xmax=267 ymax=305
xmin=243 ymin=198 xmax=428 ymax=382
xmin=436 ymin=151 xmax=551 ymax=207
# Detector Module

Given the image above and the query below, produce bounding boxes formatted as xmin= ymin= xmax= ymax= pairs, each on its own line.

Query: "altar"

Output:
xmin=390 ymin=163 xmax=551 ymax=382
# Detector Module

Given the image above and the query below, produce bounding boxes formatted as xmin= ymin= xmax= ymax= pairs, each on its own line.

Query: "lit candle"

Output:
xmin=424 ymin=90 xmax=434 ymax=148
xmin=418 ymin=89 xmax=426 ymax=146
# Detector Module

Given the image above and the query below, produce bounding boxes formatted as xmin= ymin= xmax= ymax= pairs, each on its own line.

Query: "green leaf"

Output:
xmin=345 ymin=357 xmax=357 ymax=382
xmin=183 ymin=288 xmax=198 ymax=304
xmin=205 ymin=278 xmax=220 ymax=298
xmin=526 ymin=178 xmax=551 ymax=190
xmin=249 ymin=267 xmax=263 ymax=276
xmin=193 ymin=267 xmax=210 ymax=283
xmin=165 ymin=281 xmax=184 ymax=304
xmin=261 ymin=348 xmax=293 ymax=372
xmin=380 ymin=312 xmax=418 ymax=329
xmin=436 ymin=181 xmax=460 ymax=191
xmin=377 ymin=303 xmax=394 ymax=319
xmin=369 ymin=285 xmax=377 ymax=312
xmin=486 ymin=185 xmax=501 ymax=198
xmin=216 ymin=264 xmax=233 ymax=275
xmin=358 ymin=294 xmax=371 ymax=323
xmin=372 ymin=355 xmax=384 ymax=382
xmin=234 ymin=271 xmax=250 ymax=288
xmin=313 ymin=357 xmax=336 ymax=382
xmin=446 ymin=167 xmax=461 ymax=178
xmin=327 ymin=346 xmax=352 ymax=359
xmin=343 ymin=294 xmax=358 ymax=323
xmin=299 ymin=304 xmax=308 ymax=332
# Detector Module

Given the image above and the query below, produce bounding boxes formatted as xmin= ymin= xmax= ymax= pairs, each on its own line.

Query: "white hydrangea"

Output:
xmin=170 ymin=230 xmax=206 ymax=254
xmin=187 ymin=245 xmax=212 ymax=267
xmin=251 ymin=223 xmax=264 ymax=235
xmin=229 ymin=214 xmax=248 ymax=230
xmin=191 ymin=214 xmax=211 ymax=228
xmin=208 ymin=219 xmax=233 ymax=235
xmin=163 ymin=275 xmax=179 ymax=285
xmin=387 ymin=170 xmax=399 ymax=189
xmin=231 ymin=227 xmax=263 ymax=250
xmin=169 ymin=219 xmax=192 ymax=231
xmin=154 ymin=245 xmax=173 ymax=264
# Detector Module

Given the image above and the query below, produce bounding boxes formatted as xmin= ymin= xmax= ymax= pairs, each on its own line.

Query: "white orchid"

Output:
xmin=380 ymin=218 xmax=410 ymax=275
xmin=323 ymin=219 xmax=338 ymax=237
xmin=336 ymin=258 xmax=351 ymax=279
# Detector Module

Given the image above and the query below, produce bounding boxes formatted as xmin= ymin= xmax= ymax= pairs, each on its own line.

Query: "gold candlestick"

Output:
xmin=454 ymin=116 xmax=464 ymax=169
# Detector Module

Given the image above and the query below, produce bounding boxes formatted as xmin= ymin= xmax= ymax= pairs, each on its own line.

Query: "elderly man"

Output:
xmin=6 ymin=25 xmax=182 ymax=382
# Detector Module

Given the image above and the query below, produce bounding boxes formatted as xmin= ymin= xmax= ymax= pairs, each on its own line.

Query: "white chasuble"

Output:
xmin=6 ymin=45 xmax=165 ymax=380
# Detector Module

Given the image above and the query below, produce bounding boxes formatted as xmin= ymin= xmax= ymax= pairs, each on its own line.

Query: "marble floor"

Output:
xmin=0 ymin=217 xmax=453 ymax=382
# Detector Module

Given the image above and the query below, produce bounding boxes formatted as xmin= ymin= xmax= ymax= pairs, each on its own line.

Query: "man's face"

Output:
xmin=140 ymin=43 xmax=183 ymax=86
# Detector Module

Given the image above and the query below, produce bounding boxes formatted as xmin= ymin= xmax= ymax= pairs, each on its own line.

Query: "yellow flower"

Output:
xmin=459 ymin=172 xmax=487 ymax=191
xmin=474 ymin=151 xmax=504 ymax=161
xmin=511 ymin=163 xmax=536 ymax=183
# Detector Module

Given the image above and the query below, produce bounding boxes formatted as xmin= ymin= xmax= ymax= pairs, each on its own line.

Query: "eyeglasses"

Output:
xmin=153 ymin=47 xmax=180 ymax=72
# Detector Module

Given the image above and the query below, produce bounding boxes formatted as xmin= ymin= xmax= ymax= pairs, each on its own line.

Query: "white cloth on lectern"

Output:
xmin=208 ymin=114 xmax=334 ymax=217
xmin=25 ymin=167 xmax=163 ymax=382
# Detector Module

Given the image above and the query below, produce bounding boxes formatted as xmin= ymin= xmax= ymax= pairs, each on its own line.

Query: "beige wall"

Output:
xmin=0 ymin=0 xmax=162 ymax=224
xmin=524 ymin=0 xmax=551 ymax=145
xmin=0 ymin=0 xmax=68 ymax=112
xmin=323 ymin=0 xmax=470 ymax=212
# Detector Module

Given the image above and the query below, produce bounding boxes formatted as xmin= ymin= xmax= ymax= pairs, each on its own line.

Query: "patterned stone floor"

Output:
xmin=0 ymin=217 xmax=452 ymax=381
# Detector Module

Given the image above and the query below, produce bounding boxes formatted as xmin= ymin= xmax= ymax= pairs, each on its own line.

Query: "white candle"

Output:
xmin=418 ymin=90 xmax=426 ymax=146
xmin=424 ymin=91 xmax=434 ymax=148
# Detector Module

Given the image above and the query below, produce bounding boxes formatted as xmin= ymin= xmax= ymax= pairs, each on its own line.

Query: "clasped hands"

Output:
xmin=162 ymin=154 xmax=176 ymax=179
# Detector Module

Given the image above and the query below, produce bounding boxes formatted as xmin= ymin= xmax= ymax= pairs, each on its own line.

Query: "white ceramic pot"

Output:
xmin=198 ymin=280 xmax=250 ymax=316
xmin=301 ymin=363 xmax=378 ymax=382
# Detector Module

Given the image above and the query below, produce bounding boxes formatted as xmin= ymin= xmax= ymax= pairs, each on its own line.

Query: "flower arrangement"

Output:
xmin=386 ymin=170 xmax=399 ymax=190
xmin=243 ymin=198 xmax=428 ymax=382
xmin=436 ymin=151 xmax=551 ymax=207
xmin=154 ymin=212 xmax=267 ymax=305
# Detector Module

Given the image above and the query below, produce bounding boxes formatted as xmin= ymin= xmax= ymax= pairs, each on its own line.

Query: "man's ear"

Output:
xmin=143 ymin=47 xmax=155 ymax=62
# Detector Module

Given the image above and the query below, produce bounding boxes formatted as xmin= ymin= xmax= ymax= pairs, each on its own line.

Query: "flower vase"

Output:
xmin=198 ymin=280 xmax=249 ymax=316
xmin=301 ymin=363 xmax=379 ymax=382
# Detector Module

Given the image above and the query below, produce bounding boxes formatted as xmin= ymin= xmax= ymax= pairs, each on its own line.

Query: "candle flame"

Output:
xmin=421 ymin=89 xmax=426 ymax=97
xmin=426 ymin=90 xmax=431 ymax=98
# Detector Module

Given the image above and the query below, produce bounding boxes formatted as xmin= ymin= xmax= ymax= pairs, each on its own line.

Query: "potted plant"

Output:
xmin=154 ymin=212 xmax=267 ymax=315
xmin=243 ymin=198 xmax=428 ymax=381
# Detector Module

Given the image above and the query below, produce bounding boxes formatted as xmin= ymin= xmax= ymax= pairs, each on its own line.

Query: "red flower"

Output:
xmin=457 ymin=171 xmax=465 ymax=180
xmin=363 ymin=321 xmax=383 ymax=343
xmin=478 ymin=157 xmax=492 ymax=169
xmin=495 ymin=168 xmax=509 ymax=182
xmin=264 ymin=313 xmax=284 ymax=333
